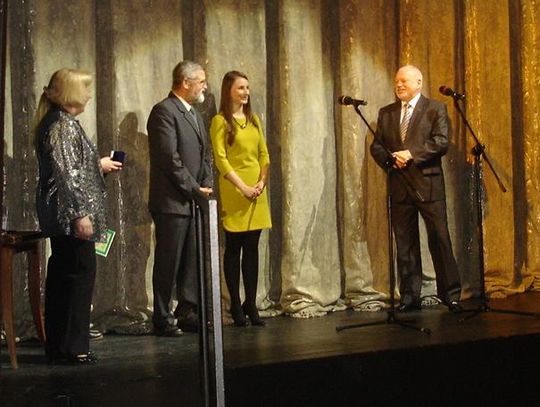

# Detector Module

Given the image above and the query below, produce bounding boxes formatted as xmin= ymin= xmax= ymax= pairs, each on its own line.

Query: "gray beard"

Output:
xmin=194 ymin=93 xmax=205 ymax=104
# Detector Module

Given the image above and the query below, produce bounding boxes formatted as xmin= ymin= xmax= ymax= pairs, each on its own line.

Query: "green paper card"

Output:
xmin=95 ymin=229 xmax=116 ymax=257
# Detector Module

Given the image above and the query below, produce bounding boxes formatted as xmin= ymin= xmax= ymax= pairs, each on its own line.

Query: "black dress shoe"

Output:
xmin=397 ymin=302 xmax=422 ymax=312
xmin=177 ymin=311 xmax=199 ymax=333
xmin=155 ymin=325 xmax=183 ymax=337
xmin=447 ymin=301 xmax=463 ymax=313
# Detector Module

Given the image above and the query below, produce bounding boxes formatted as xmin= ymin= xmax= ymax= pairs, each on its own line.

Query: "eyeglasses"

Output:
xmin=187 ymin=77 xmax=207 ymax=86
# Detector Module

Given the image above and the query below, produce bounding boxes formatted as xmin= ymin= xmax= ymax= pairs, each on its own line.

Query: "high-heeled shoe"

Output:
xmin=230 ymin=304 xmax=248 ymax=327
xmin=242 ymin=303 xmax=266 ymax=326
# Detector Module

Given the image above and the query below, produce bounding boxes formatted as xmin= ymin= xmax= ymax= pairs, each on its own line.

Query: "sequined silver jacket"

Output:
xmin=36 ymin=106 xmax=107 ymax=241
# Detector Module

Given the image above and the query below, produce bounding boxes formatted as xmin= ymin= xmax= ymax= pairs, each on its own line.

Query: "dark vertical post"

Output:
xmin=453 ymin=0 xmax=478 ymax=290
xmin=94 ymin=0 xmax=123 ymax=316
xmin=194 ymin=196 xmax=225 ymax=406
xmin=0 ymin=0 xmax=8 ymax=227
xmin=194 ymin=202 xmax=211 ymax=407
xmin=508 ymin=0 xmax=526 ymax=272
xmin=7 ymin=0 xmax=37 ymax=231
xmin=264 ymin=0 xmax=283 ymax=302
xmin=208 ymin=199 xmax=225 ymax=406
xmin=192 ymin=198 xmax=225 ymax=407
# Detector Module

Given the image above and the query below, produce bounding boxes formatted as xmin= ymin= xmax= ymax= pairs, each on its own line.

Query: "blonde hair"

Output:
xmin=34 ymin=68 xmax=93 ymax=128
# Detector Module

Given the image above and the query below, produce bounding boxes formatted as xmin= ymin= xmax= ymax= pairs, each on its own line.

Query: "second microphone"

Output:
xmin=338 ymin=95 xmax=368 ymax=106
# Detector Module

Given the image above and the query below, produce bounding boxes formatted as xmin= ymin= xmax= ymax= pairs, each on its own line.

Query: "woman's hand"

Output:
xmin=100 ymin=156 xmax=123 ymax=174
xmin=241 ymin=185 xmax=259 ymax=200
xmin=253 ymin=180 xmax=266 ymax=196
xmin=224 ymin=170 xmax=261 ymax=200
xmin=74 ymin=216 xmax=93 ymax=240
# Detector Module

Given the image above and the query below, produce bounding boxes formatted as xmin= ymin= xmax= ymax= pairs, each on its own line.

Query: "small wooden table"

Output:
xmin=0 ymin=230 xmax=46 ymax=369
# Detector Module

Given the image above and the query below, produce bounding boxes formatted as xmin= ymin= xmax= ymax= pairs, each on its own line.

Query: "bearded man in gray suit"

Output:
xmin=370 ymin=65 xmax=462 ymax=314
xmin=147 ymin=60 xmax=213 ymax=336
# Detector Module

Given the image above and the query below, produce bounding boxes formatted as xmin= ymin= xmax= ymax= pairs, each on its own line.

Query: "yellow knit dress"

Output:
xmin=209 ymin=113 xmax=272 ymax=232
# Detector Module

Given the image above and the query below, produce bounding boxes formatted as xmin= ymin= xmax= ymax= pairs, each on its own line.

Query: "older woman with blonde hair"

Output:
xmin=35 ymin=68 xmax=122 ymax=364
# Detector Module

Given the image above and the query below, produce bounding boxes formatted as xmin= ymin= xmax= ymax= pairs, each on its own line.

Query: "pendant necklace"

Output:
xmin=233 ymin=116 xmax=247 ymax=129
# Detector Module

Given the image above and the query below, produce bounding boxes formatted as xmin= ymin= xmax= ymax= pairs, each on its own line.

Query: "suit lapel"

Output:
xmin=390 ymin=102 xmax=402 ymax=141
xmin=406 ymin=95 xmax=426 ymax=139
xmin=169 ymin=93 xmax=204 ymax=142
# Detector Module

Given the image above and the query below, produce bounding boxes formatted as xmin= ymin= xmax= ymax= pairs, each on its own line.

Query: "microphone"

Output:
xmin=338 ymin=95 xmax=368 ymax=106
xmin=439 ymin=86 xmax=465 ymax=100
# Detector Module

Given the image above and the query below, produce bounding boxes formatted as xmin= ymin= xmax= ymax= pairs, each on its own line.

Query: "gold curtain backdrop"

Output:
xmin=522 ymin=0 xmax=540 ymax=290
xmin=465 ymin=0 xmax=518 ymax=296
xmin=3 ymin=0 xmax=539 ymax=334
xmin=337 ymin=0 xmax=397 ymax=310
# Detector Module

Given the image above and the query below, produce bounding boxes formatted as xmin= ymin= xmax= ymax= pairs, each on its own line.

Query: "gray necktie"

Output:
xmin=400 ymin=103 xmax=411 ymax=143
xmin=189 ymin=108 xmax=200 ymax=132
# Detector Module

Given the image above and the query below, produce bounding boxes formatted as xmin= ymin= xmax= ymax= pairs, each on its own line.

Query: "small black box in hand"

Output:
xmin=110 ymin=150 xmax=126 ymax=164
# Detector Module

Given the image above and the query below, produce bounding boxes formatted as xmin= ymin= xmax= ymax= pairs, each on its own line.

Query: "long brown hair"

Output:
xmin=219 ymin=70 xmax=258 ymax=145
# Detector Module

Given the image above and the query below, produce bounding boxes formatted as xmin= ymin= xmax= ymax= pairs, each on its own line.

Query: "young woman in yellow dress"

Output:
xmin=210 ymin=71 xmax=272 ymax=327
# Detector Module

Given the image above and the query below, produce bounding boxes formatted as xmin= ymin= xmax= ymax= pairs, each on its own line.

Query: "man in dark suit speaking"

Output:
xmin=147 ymin=60 xmax=213 ymax=336
xmin=370 ymin=65 xmax=462 ymax=313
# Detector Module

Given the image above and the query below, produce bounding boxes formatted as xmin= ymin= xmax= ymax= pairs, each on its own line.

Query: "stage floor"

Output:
xmin=2 ymin=292 xmax=540 ymax=406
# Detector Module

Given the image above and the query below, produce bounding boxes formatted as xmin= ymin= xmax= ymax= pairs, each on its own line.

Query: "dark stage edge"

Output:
xmin=2 ymin=293 xmax=540 ymax=407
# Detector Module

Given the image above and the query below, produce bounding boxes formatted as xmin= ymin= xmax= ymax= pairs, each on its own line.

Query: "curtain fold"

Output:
xmin=521 ymin=0 xmax=540 ymax=291
xmin=277 ymin=0 xmax=342 ymax=317
xmin=464 ymin=0 xmax=531 ymax=297
xmin=336 ymin=0 xmax=397 ymax=311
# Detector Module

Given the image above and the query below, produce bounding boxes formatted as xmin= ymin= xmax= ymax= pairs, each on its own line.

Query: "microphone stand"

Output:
xmin=336 ymin=103 xmax=430 ymax=335
xmin=451 ymin=98 xmax=540 ymax=321
xmin=192 ymin=196 xmax=212 ymax=407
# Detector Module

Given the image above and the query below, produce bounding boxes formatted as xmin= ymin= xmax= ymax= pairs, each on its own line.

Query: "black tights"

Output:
xmin=223 ymin=229 xmax=262 ymax=313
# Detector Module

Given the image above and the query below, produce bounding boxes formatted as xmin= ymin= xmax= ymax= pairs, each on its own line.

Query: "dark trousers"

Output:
xmin=45 ymin=235 xmax=96 ymax=357
xmin=391 ymin=195 xmax=461 ymax=305
xmin=151 ymin=212 xmax=197 ymax=329
xmin=223 ymin=230 xmax=262 ymax=311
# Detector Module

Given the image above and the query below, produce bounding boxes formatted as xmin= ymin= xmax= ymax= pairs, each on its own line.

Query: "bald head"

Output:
xmin=394 ymin=65 xmax=423 ymax=102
